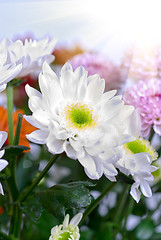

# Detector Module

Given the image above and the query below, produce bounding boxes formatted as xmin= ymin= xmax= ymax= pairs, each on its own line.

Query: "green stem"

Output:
xmin=7 ymin=86 xmax=14 ymax=145
xmin=19 ymin=154 xmax=59 ymax=202
xmin=6 ymin=168 xmax=19 ymax=237
xmin=114 ymin=184 xmax=129 ymax=223
xmin=7 ymin=114 xmax=23 ymax=201
xmin=5 ymin=178 xmax=18 ymax=206
xmin=80 ymin=182 xmax=116 ymax=225
xmin=7 ymin=170 xmax=20 ymax=237
xmin=10 ymin=113 xmax=23 ymax=197
xmin=123 ymin=195 xmax=134 ymax=231
xmin=149 ymin=127 xmax=155 ymax=142
xmin=8 ymin=114 xmax=23 ymax=238
xmin=13 ymin=113 xmax=23 ymax=145
xmin=9 ymin=204 xmax=22 ymax=239
xmin=5 ymin=178 xmax=20 ymax=237
xmin=112 ymin=184 xmax=129 ymax=239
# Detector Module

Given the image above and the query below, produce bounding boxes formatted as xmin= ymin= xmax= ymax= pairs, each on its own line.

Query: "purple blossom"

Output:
xmin=69 ymin=52 xmax=126 ymax=91
xmin=124 ymin=78 xmax=161 ymax=137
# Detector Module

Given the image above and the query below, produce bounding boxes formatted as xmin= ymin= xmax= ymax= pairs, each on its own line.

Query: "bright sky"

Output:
xmin=1 ymin=0 xmax=161 ymax=62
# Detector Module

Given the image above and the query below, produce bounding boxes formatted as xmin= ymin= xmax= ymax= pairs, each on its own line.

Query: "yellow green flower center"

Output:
xmin=64 ymin=103 xmax=97 ymax=130
xmin=124 ymin=138 xmax=158 ymax=160
xmin=52 ymin=225 xmax=79 ymax=240
xmin=58 ymin=231 xmax=71 ymax=240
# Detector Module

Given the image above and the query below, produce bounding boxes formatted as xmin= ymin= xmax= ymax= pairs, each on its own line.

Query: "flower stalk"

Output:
xmin=19 ymin=154 xmax=59 ymax=203
xmin=80 ymin=182 xmax=116 ymax=225
xmin=149 ymin=127 xmax=155 ymax=142
xmin=7 ymin=114 xmax=24 ymax=238
xmin=114 ymin=184 xmax=129 ymax=223
xmin=7 ymin=85 xmax=14 ymax=145
xmin=13 ymin=113 xmax=23 ymax=145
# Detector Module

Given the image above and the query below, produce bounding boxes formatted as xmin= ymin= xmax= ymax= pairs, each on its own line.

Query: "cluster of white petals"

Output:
xmin=49 ymin=213 xmax=82 ymax=240
xmin=24 ymin=62 xmax=135 ymax=180
xmin=115 ymin=112 xmax=158 ymax=202
xmin=0 ymin=131 xmax=8 ymax=195
xmin=117 ymin=149 xmax=157 ymax=202
xmin=0 ymin=37 xmax=56 ymax=78
xmin=0 ymin=41 xmax=22 ymax=92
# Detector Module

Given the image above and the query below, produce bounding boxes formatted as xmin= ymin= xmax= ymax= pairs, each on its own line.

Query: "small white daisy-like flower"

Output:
xmin=49 ymin=213 xmax=82 ymax=240
xmin=0 ymin=48 xmax=22 ymax=92
xmin=0 ymin=131 xmax=8 ymax=195
xmin=0 ymin=37 xmax=56 ymax=78
xmin=117 ymin=138 xmax=158 ymax=203
xmin=24 ymin=62 xmax=135 ymax=180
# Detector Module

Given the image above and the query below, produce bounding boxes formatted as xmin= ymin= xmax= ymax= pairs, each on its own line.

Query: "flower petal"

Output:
xmin=78 ymin=152 xmax=99 ymax=179
xmin=25 ymin=84 xmax=42 ymax=99
xmin=130 ymin=182 xmax=141 ymax=203
xmin=0 ymin=182 xmax=4 ymax=195
xmin=70 ymin=213 xmax=83 ymax=226
xmin=63 ymin=141 xmax=77 ymax=160
xmin=47 ymin=134 xmax=64 ymax=154
xmin=0 ymin=159 xmax=8 ymax=171
xmin=153 ymin=124 xmax=161 ymax=136
xmin=140 ymin=180 xmax=152 ymax=198
xmin=26 ymin=130 xmax=48 ymax=144
xmin=0 ymin=131 xmax=8 ymax=148
xmin=63 ymin=214 xmax=69 ymax=228
xmin=85 ymin=75 xmax=105 ymax=104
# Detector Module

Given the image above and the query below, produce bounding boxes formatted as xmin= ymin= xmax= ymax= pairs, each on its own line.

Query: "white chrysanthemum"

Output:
xmin=0 ymin=48 xmax=22 ymax=92
xmin=49 ymin=213 xmax=82 ymax=240
xmin=116 ymin=138 xmax=158 ymax=203
xmin=0 ymin=131 xmax=8 ymax=195
xmin=0 ymin=37 xmax=56 ymax=78
xmin=24 ymin=62 xmax=135 ymax=180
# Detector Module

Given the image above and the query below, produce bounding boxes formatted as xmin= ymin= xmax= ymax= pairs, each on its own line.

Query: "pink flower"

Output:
xmin=69 ymin=52 xmax=126 ymax=91
xmin=123 ymin=78 xmax=161 ymax=137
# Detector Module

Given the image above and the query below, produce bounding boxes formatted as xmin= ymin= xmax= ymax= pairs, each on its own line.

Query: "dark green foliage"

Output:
xmin=38 ymin=181 xmax=93 ymax=220
xmin=2 ymin=145 xmax=29 ymax=160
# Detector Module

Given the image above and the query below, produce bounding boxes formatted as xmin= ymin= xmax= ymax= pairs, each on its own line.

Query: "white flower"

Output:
xmin=24 ymin=62 xmax=135 ymax=180
xmin=0 ymin=37 xmax=57 ymax=78
xmin=49 ymin=213 xmax=82 ymax=240
xmin=116 ymin=138 xmax=158 ymax=203
xmin=0 ymin=131 xmax=8 ymax=195
xmin=0 ymin=48 xmax=22 ymax=92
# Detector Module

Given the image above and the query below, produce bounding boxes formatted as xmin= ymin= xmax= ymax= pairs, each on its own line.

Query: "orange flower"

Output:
xmin=53 ymin=45 xmax=86 ymax=65
xmin=0 ymin=106 xmax=37 ymax=151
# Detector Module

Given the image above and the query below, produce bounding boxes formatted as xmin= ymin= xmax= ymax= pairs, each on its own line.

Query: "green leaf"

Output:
xmin=21 ymin=210 xmax=58 ymax=240
xmin=38 ymin=181 xmax=93 ymax=220
xmin=0 ymin=166 xmax=11 ymax=180
xmin=20 ymin=195 xmax=43 ymax=222
xmin=2 ymin=145 xmax=30 ymax=160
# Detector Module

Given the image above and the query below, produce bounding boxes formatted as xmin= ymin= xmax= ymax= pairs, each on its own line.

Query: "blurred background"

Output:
xmin=2 ymin=0 xmax=161 ymax=63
